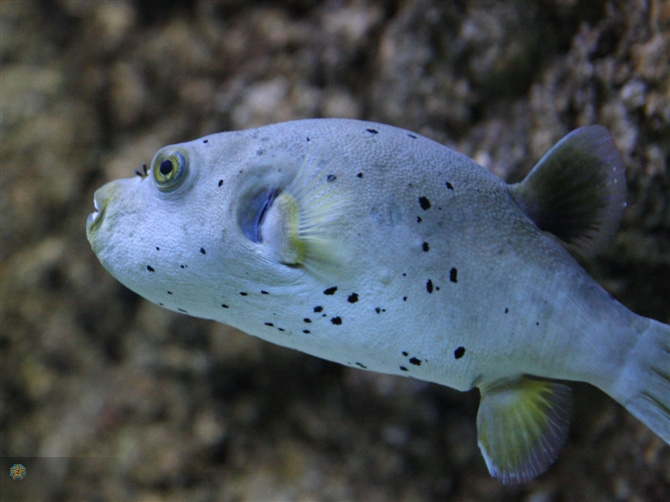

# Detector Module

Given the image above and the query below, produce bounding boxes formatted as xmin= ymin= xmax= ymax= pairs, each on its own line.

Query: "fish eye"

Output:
xmin=152 ymin=150 xmax=188 ymax=191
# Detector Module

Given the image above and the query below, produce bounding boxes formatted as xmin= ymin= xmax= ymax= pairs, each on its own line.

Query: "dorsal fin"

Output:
xmin=509 ymin=126 xmax=627 ymax=258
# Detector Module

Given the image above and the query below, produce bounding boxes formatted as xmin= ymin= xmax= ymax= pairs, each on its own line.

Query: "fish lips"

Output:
xmin=86 ymin=189 xmax=106 ymax=239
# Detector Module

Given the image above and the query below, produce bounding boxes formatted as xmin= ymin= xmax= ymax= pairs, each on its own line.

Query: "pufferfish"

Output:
xmin=87 ymin=119 xmax=669 ymax=483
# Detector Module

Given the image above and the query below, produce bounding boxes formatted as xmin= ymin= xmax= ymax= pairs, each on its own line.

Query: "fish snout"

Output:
xmin=87 ymin=193 xmax=102 ymax=225
xmin=86 ymin=185 xmax=110 ymax=235
xmin=86 ymin=180 xmax=127 ymax=239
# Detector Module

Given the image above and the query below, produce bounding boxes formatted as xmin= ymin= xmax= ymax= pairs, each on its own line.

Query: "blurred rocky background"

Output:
xmin=1 ymin=0 xmax=669 ymax=500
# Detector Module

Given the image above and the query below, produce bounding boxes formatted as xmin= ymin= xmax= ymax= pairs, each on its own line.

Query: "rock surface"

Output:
xmin=2 ymin=1 xmax=668 ymax=500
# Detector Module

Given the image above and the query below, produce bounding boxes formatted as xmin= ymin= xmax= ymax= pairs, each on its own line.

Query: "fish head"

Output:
xmin=86 ymin=127 xmax=351 ymax=317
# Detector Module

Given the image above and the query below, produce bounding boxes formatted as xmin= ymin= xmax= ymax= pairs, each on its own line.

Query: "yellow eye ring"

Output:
xmin=152 ymin=150 xmax=188 ymax=191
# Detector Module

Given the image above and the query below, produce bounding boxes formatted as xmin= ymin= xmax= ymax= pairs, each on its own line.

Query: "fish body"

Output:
xmin=87 ymin=119 xmax=669 ymax=483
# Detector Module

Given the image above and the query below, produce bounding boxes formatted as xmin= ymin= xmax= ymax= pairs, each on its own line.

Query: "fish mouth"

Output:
xmin=86 ymin=192 xmax=104 ymax=234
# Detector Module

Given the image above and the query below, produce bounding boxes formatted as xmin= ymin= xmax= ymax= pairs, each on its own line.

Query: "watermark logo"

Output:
xmin=10 ymin=463 xmax=27 ymax=480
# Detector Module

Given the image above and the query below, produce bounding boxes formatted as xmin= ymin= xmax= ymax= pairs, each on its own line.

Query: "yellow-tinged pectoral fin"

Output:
xmin=261 ymin=189 xmax=347 ymax=273
xmin=264 ymin=192 xmax=306 ymax=265
xmin=476 ymin=376 xmax=573 ymax=484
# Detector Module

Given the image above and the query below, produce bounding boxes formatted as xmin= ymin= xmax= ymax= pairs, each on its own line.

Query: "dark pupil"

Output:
xmin=160 ymin=159 xmax=174 ymax=176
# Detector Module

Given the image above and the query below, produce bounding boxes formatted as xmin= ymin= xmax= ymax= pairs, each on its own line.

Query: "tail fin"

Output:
xmin=610 ymin=318 xmax=670 ymax=443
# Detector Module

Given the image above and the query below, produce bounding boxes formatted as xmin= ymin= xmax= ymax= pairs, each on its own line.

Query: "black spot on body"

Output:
xmin=450 ymin=268 xmax=458 ymax=283
xmin=327 ymin=174 xmax=337 ymax=182
xmin=278 ymin=328 xmax=285 ymax=332
xmin=454 ymin=346 xmax=466 ymax=359
xmin=314 ymin=306 xmax=323 ymax=313
xmin=366 ymin=128 xmax=379 ymax=134
xmin=167 ymin=291 xmax=173 ymax=295
xmin=265 ymin=322 xmax=274 ymax=327
xmin=155 ymin=247 xmax=160 ymax=251
xmin=146 ymin=265 xmax=155 ymax=272
xmin=422 ymin=242 xmax=430 ymax=252
xmin=178 ymin=308 xmax=188 ymax=313
xmin=218 ymin=179 xmax=223 ymax=187
xmin=375 ymin=307 xmax=381 ymax=314
xmin=403 ymin=296 xmax=408 ymax=301
xmin=409 ymin=357 xmax=421 ymax=366
xmin=400 ymin=366 xmax=408 ymax=372
xmin=426 ymin=280 xmax=434 ymax=293
xmin=303 ymin=329 xmax=311 ymax=334
xmin=200 ymin=247 xmax=206 ymax=255
xmin=408 ymin=134 xmax=417 ymax=139
xmin=261 ymin=290 xmax=269 ymax=295
xmin=221 ymin=304 xmax=229 ymax=309
xmin=357 ymin=172 xmax=363 ymax=178
xmin=504 ymin=308 xmax=509 ymax=314
xmin=203 ymin=139 xmax=209 ymax=144
xmin=355 ymin=362 xmax=367 ymax=368
xmin=323 ymin=286 xmax=338 ymax=295
xmin=180 ymin=264 xmax=187 ymax=269
xmin=446 ymin=181 xmax=454 ymax=190
xmin=402 ymin=351 xmax=409 ymax=356
xmin=303 ymin=318 xmax=312 ymax=323
xmin=240 ymin=292 xmax=248 ymax=296
xmin=347 ymin=293 xmax=359 ymax=303
xmin=419 ymin=196 xmax=431 ymax=210
xmin=331 ymin=316 xmax=342 ymax=325
xmin=416 ymin=216 xmax=422 ymax=223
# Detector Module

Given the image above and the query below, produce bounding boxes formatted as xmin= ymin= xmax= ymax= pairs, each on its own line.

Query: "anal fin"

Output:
xmin=477 ymin=376 xmax=573 ymax=484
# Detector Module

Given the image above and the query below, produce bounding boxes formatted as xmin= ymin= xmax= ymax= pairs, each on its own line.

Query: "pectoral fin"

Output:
xmin=259 ymin=153 xmax=349 ymax=274
xmin=261 ymin=191 xmax=307 ymax=265
xmin=477 ymin=376 xmax=573 ymax=484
